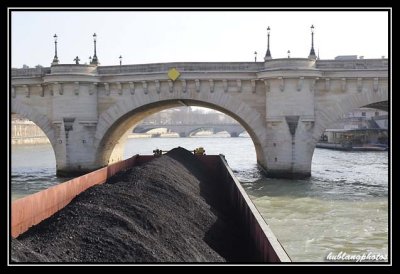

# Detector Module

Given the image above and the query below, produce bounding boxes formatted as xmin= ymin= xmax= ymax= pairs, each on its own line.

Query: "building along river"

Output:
xmin=11 ymin=137 xmax=388 ymax=262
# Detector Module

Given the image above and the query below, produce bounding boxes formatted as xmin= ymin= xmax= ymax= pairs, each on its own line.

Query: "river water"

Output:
xmin=10 ymin=137 xmax=389 ymax=262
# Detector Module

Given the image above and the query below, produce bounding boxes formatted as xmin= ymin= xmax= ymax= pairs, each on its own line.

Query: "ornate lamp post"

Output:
xmin=119 ymin=55 xmax=122 ymax=66
xmin=91 ymin=33 xmax=99 ymax=65
xmin=264 ymin=26 xmax=272 ymax=60
xmin=52 ymin=34 xmax=59 ymax=65
xmin=308 ymin=25 xmax=317 ymax=59
xmin=287 ymin=50 xmax=291 ymax=58
xmin=254 ymin=51 xmax=257 ymax=62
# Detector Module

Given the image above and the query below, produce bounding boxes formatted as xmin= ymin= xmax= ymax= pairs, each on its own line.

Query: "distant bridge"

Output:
xmin=133 ymin=123 xmax=246 ymax=137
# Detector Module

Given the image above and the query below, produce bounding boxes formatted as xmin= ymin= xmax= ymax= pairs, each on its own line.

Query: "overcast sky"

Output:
xmin=11 ymin=10 xmax=389 ymax=68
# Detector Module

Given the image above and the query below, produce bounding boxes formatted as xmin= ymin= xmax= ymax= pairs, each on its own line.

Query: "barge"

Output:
xmin=316 ymin=142 xmax=388 ymax=151
xmin=318 ymin=128 xmax=388 ymax=151
xmin=11 ymin=149 xmax=290 ymax=263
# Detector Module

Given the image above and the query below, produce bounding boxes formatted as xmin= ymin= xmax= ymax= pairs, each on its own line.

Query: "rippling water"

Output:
xmin=10 ymin=137 xmax=389 ymax=262
xmin=11 ymin=144 xmax=70 ymax=201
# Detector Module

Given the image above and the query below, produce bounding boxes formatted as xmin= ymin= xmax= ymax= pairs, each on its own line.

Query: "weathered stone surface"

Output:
xmin=11 ymin=59 xmax=388 ymax=178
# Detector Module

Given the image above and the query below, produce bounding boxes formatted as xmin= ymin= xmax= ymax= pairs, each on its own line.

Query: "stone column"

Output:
xmin=262 ymin=70 xmax=318 ymax=178
xmin=50 ymin=78 xmax=100 ymax=176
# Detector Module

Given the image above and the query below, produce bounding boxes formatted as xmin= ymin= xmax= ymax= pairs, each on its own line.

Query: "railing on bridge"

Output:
xmin=98 ymin=62 xmax=264 ymax=74
xmin=11 ymin=67 xmax=51 ymax=77
xmin=11 ymin=59 xmax=388 ymax=77
xmin=316 ymin=59 xmax=388 ymax=69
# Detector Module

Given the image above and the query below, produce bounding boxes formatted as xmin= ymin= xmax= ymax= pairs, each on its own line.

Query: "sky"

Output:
xmin=11 ymin=10 xmax=389 ymax=68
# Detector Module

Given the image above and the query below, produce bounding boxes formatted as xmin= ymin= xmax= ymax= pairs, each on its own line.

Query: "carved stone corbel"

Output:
xmin=104 ymin=82 xmax=110 ymax=96
xmin=222 ymin=79 xmax=228 ymax=93
xmin=168 ymin=80 xmax=173 ymax=93
xmin=37 ymin=84 xmax=44 ymax=97
xmin=297 ymin=77 xmax=304 ymax=91
xmin=195 ymin=79 xmax=200 ymax=92
xmin=209 ymin=79 xmax=214 ymax=93
xmin=129 ymin=82 xmax=135 ymax=95
xmin=251 ymin=79 xmax=256 ymax=93
xmin=341 ymin=78 xmax=347 ymax=92
xmin=155 ymin=80 xmax=160 ymax=94
xmin=310 ymin=78 xmax=318 ymax=92
xmin=325 ymin=78 xmax=330 ymax=92
xmin=89 ymin=83 xmax=97 ymax=95
xmin=58 ymin=82 xmax=63 ymax=95
xmin=373 ymin=78 xmax=379 ymax=92
xmin=278 ymin=77 xmax=284 ymax=92
xmin=264 ymin=79 xmax=269 ymax=92
xmin=237 ymin=79 xmax=242 ymax=92
xmin=357 ymin=78 xmax=363 ymax=92
xmin=23 ymin=85 xmax=30 ymax=98
xmin=181 ymin=79 xmax=186 ymax=93
xmin=142 ymin=81 xmax=148 ymax=94
xmin=74 ymin=82 xmax=79 ymax=95
xmin=116 ymin=82 xmax=122 ymax=95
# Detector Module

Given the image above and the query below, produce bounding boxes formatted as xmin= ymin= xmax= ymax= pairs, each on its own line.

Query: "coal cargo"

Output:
xmin=11 ymin=147 xmax=254 ymax=263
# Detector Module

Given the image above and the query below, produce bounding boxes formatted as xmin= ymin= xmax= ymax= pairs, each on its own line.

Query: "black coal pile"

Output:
xmin=11 ymin=147 xmax=253 ymax=263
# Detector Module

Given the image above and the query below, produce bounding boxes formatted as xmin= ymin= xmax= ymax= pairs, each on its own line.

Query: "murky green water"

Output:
xmin=11 ymin=137 xmax=388 ymax=262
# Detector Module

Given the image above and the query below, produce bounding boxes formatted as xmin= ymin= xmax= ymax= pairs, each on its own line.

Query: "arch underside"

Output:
xmin=11 ymin=100 xmax=57 ymax=149
xmin=95 ymin=98 xmax=266 ymax=168
xmin=313 ymin=90 xmax=389 ymax=144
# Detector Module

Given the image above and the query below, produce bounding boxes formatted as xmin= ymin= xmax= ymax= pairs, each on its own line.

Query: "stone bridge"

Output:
xmin=133 ymin=123 xmax=245 ymax=137
xmin=11 ymin=57 xmax=388 ymax=178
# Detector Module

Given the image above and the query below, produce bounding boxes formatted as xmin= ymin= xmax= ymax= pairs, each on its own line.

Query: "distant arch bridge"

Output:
xmin=133 ymin=123 xmax=246 ymax=137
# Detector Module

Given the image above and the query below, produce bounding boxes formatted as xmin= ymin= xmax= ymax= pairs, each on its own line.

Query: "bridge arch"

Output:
xmin=133 ymin=124 xmax=246 ymax=137
xmin=94 ymin=93 xmax=267 ymax=169
xmin=187 ymin=127 xmax=216 ymax=136
xmin=313 ymin=88 xmax=388 ymax=144
xmin=133 ymin=126 xmax=167 ymax=134
xmin=212 ymin=127 xmax=247 ymax=137
xmin=11 ymin=100 xmax=63 ymax=170
xmin=11 ymin=100 xmax=57 ymax=147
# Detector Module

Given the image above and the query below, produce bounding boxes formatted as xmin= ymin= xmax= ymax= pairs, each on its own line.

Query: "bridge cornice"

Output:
xmin=263 ymin=58 xmax=316 ymax=69
xmin=11 ymin=78 xmax=44 ymax=86
xmin=50 ymin=64 xmax=98 ymax=75
xmin=257 ymin=69 xmax=322 ymax=79
xmin=321 ymin=70 xmax=388 ymax=78
xmin=43 ymin=74 xmax=101 ymax=83
xmin=12 ymin=74 xmax=388 ymax=87
xmin=97 ymin=62 xmax=264 ymax=74
xmin=98 ymin=71 xmax=258 ymax=82
xmin=12 ymin=59 xmax=388 ymax=79
xmin=316 ymin=59 xmax=388 ymax=69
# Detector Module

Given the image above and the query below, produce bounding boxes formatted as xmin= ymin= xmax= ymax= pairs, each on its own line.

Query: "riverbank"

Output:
xmin=12 ymin=119 xmax=49 ymax=145
xmin=12 ymin=137 xmax=50 ymax=145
